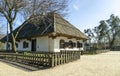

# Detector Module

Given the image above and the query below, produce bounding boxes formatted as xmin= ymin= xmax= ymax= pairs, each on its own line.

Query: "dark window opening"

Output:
xmin=79 ymin=43 xmax=83 ymax=47
xmin=77 ymin=41 xmax=80 ymax=48
xmin=77 ymin=41 xmax=83 ymax=48
xmin=23 ymin=41 xmax=29 ymax=48
xmin=60 ymin=39 xmax=65 ymax=48
xmin=73 ymin=42 xmax=76 ymax=47
xmin=64 ymin=42 xmax=69 ymax=48
xmin=69 ymin=40 xmax=73 ymax=48
xmin=60 ymin=39 xmax=80 ymax=49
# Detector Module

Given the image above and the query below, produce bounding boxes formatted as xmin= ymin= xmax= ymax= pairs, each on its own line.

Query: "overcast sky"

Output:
xmin=67 ymin=0 xmax=120 ymax=32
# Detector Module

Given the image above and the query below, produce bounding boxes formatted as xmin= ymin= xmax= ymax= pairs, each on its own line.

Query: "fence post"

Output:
xmin=57 ymin=53 xmax=60 ymax=65
xmin=65 ymin=51 xmax=67 ymax=63
xmin=60 ymin=51 xmax=63 ymax=64
xmin=50 ymin=53 xmax=54 ymax=67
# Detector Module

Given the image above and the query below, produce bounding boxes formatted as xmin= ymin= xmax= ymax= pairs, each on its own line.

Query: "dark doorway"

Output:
xmin=31 ymin=39 xmax=36 ymax=51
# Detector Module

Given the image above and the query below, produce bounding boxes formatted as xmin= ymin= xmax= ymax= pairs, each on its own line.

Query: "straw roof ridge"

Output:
xmin=54 ymin=13 xmax=88 ymax=39
xmin=0 ymin=13 xmax=88 ymax=42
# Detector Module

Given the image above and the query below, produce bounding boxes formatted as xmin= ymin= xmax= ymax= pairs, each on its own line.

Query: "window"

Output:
xmin=23 ymin=41 xmax=29 ymax=48
xmin=7 ymin=44 xmax=10 ymax=50
xmin=77 ymin=41 xmax=83 ymax=48
xmin=64 ymin=42 xmax=69 ymax=48
xmin=69 ymin=40 xmax=73 ymax=48
xmin=60 ymin=39 xmax=78 ymax=49
xmin=60 ymin=39 xmax=65 ymax=48
xmin=73 ymin=42 xmax=76 ymax=47
xmin=77 ymin=41 xmax=80 ymax=48
xmin=79 ymin=43 xmax=83 ymax=47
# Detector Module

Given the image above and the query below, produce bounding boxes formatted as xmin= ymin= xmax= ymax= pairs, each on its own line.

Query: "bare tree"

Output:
xmin=0 ymin=26 xmax=3 ymax=38
xmin=0 ymin=0 xmax=26 ymax=52
xmin=0 ymin=0 xmax=69 ymax=52
xmin=0 ymin=25 xmax=4 ymax=50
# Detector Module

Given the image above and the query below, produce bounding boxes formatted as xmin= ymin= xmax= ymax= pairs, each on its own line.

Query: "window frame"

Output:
xmin=69 ymin=40 xmax=73 ymax=48
xmin=60 ymin=39 xmax=65 ymax=49
xmin=23 ymin=41 xmax=29 ymax=48
xmin=77 ymin=41 xmax=83 ymax=48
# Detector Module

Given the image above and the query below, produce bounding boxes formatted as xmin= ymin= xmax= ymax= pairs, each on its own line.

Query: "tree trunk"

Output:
xmin=109 ymin=41 xmax=113 ymax=49
xmin=9 ymin=23 xmax=17 ymax=53
xmin=107 ymin=34 xmax=111 ymax=49
xmin=110 ymin=34 xmax=117 ymax=50
xmin=11 ymin=33 xmax=16 ymax=52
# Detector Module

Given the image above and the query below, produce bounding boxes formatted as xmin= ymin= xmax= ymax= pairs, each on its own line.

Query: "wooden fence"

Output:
xmin=83 ymin=49 xmax=110 ymax=55
xmin=0 ymin=51 xmax=80 ymax=67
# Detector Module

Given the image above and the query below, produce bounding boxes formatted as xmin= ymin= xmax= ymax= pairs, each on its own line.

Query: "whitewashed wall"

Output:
xmin=4 ymin=40 xmax=31 ymax=51
xmin=4 ymin=36 xmax=54 ymax=52
xmin=4 ymin=42 xmax=12 ymax=50
xmin=49 ymin=37 xmax=54 ymax=52
xmin=36 ymin=36 xmax=54 ymax=52
xmin=54 ymin=37 xmax=84 ymax=52
xmin=36 ymin=36 xmax=48 ymax=51
xmin=4 ymin=36 xmax=85 ymax=52
xmin=17 ymin=39 xmax=31 ymax=51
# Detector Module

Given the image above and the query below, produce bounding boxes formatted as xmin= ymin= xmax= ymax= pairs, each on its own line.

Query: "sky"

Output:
xmin=1 ymin=0 xmax=120 ymax=34
xmin=67 ymin=0 xmax=120 ymax=32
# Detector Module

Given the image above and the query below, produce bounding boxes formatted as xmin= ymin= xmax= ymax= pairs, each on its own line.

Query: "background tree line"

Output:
xmin=84 ymin=14 xmax=120 ymax=50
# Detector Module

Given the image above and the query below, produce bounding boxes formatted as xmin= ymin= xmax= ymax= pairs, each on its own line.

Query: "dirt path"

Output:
xmin=0 ymin=51 xmax=120 ymax=76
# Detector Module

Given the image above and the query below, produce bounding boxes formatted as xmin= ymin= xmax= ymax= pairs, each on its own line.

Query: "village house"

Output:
xmin=1 ymin=13 xmax=88 ymax=52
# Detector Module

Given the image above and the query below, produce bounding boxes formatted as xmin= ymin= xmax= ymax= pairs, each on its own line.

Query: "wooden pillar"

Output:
xmin=51 ymin=53 xmax=55 ymax=67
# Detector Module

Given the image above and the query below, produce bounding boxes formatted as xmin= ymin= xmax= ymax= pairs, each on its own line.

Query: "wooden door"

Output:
xmin=31 ymin=39 xmax=36 ymax=51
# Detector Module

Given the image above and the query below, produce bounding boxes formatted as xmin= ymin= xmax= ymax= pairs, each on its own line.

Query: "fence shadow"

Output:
xmin=0 ymin=59 xmax=50 ymax=71
xmin=0 ymin=50 xmax=81 ymax=71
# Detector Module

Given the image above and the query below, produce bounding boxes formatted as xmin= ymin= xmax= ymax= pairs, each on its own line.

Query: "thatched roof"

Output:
xmin=1 ymin=13 xmax=88 ymax=42
xmin=54 ymin=13 xmax=88 ymax=39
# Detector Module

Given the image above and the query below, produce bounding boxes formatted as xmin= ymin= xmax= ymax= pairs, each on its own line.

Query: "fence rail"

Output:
xmin=83 ymin=49 xmax=110 ymax=54
xmin=0 ymin=51 xmax=80 ymax=67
